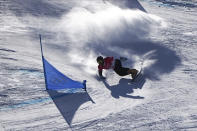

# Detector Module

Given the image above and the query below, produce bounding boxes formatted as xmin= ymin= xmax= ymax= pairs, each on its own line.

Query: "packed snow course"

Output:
xmin=0 ymin=0 xmax=197 ymax=130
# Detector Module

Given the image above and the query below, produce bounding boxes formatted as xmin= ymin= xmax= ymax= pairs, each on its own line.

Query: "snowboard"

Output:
xmin=132 ymin=68 xmax=142 ymax=82
xmin=130 ymin=68 xmax=145 ymax=89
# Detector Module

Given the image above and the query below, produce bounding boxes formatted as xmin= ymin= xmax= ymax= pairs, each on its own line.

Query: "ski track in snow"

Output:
xmin=0 ymin=0 xmax=197 ymax=130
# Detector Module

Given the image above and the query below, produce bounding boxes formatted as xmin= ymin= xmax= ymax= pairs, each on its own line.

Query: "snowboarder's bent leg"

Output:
xmin=114 ymin=59 xmax=130 ymax=76
xmin=128 ymin=69 xmax=138 ymax=79
xmin=114 ymin=67 xmax=130 ymax=76
xmin=114 ymin=59 xmax=138 ymax=78
xmin=114 ymin=59 xmax=122 ymax=68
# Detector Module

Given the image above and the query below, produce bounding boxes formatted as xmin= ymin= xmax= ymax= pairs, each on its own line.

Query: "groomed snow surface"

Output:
xmin=0 ymin=0 xmax=197 ymax=130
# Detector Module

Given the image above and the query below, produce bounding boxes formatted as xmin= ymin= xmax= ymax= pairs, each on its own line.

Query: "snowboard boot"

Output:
xmin=131 ymin=69 xmax=138 ymax=79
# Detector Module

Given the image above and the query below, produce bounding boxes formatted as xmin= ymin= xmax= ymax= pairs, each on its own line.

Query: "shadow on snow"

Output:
xmin=96 ymin=76 xmax=145 ymax=99
xmin=155 ymin=0 xmax=197 ymax=8
xmin=104 ymin=78 xmax=144 ymax=99
xmin=47 ymin=90 xmax=95 ymax=127
xmin=107 ymin=0 xmax=147 ymax=12
xmin=8 ymin=0 xmax=69 ymax=17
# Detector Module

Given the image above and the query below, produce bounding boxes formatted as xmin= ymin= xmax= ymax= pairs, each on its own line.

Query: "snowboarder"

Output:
xmin=96 ymin=56 xmax=138 ymax=79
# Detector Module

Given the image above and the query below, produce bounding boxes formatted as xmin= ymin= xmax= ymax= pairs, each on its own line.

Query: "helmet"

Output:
xmin=96 ymin=56 xmax=103 ymax=62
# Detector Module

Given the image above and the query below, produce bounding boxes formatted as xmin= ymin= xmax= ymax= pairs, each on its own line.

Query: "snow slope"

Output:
xmin=0 ymin=0 xmax=197 ymax=130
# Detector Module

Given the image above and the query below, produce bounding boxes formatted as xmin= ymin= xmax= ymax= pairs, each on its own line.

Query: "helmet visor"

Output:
xmin=97 ymin=60 xmax=103 ymax=64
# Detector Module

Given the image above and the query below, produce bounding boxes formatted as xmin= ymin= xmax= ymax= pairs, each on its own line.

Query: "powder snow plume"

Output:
xmin=55 ymin=2 xmax=166 ymax=73
xmin=58 ymin=3 xmax=165 ymax=52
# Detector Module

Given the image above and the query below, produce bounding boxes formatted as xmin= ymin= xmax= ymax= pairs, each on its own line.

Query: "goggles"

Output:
xmin=97 ymin=60 xmax=103 ymax=64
